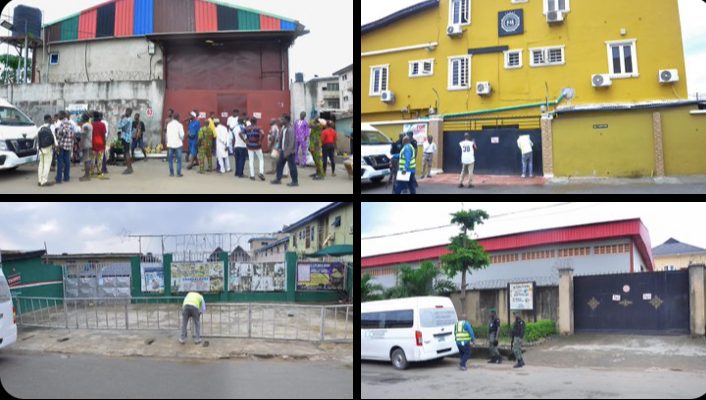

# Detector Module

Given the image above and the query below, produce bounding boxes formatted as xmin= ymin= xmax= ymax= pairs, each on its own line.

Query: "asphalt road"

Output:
xmin=0 ymin=352 xmax=352 ymax=399
xmin=361 ymin=181 xmax=706 ymax=194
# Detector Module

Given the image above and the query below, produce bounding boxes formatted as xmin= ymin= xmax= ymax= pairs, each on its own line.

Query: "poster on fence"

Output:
xmin=296 ymin=262 xmax=345 ymax=291
xmin=140 ymin=263 xmax=164 ymax=293
xmin=228 ymin=262 xmax=285 ymax=292
xmin=171 ymin=262 xmax=223 ymax=293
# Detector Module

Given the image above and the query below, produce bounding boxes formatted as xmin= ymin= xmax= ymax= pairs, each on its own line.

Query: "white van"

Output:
xmin=0 ymin=253 xmax=17 ymax=350
xmin=361 ymin=296 xmax=458 ymax=370
xmin=360 ymin=123 xmax=391 ymax=184
xmin=0 ymin=98 xmax=38 ymax=171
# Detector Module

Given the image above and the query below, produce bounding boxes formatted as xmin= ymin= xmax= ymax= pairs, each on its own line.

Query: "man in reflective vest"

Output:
xmin=454 ymin=314 xmax=475 ymax=371
xmin=180 ymin=291 xmax=206 ymax=344
xmin=394 ymin=136 xmax=417 ymax=195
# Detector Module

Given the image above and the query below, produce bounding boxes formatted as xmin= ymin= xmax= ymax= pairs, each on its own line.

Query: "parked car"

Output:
xmin=362 ymin=296 xmax=459 ymax=370
xmin=0 ymin=252 xmax=17 ymax=350
xmin=361 ymin=123 xmax=391 ymax=184
xmin=0 ymin=98 xmax=38 ymax=171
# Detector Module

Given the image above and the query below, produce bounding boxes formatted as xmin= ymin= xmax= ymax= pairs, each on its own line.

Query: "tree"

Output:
xmin=383 ymin=261 xmax=446 ymax=299
xmin=440 ymin=209 xmax=490 ymax=316
xmin=0 ymin=54 xmax=32 ymax=84
xmin=361 ymin=273 xmax=383 ymax=302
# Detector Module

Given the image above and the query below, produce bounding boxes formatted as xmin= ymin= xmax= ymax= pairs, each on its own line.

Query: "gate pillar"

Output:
xmin=689 ymin=264 xmax=705 ymax=337
xmin=558 ymin=267 xmax=574 ymax=335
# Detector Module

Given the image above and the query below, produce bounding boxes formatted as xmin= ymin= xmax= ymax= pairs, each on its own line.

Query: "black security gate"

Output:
xmin=574 ymin=270 xmax=689 ymax=335
xmin=443 ymin=115 xmax=542 ymax=175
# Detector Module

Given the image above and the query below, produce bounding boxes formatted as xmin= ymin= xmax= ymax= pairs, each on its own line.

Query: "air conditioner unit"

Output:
xmin=547 ymin=11 xmax=564 ymax=24
xmin=659 ymin=69 xmax=679 ymax=84
xmin=592 ymin=74 xmax=612 ymax=88
xmin=476 ymin=82 xmax=491 ymax=95
xmin=380 ymin=90 xmax=395 ymax=103
xmin=447 ymin=24 xmax=463 ymax=37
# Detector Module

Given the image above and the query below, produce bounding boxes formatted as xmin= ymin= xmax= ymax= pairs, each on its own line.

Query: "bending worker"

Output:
xmin=180 ymin=291 xmax=206 ymax=344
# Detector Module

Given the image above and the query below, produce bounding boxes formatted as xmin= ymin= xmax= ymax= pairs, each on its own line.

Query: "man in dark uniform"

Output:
xmin=487 ymin=309 xmax=502 ymax=364
xmin=511 ymin=311 xmax=526 ymax=368
xmin=388 ymin=133 xmax=404 ymax=190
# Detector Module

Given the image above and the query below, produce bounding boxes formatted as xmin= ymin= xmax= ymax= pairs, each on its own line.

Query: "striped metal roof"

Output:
xmin=44 ymin=0 xmax=304 ymax=43
xmin=362 ymin=218 xmax=655 ymax=271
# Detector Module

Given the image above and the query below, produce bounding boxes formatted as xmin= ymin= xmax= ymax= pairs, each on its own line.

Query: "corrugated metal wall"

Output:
xmin=114 ymin=0 xmax=134 ymax=37
xmin=133 ymin=0 xmax=154 ymax=35
xmin=194 ymin=0 xmax=217 ymax=33
xmin=60 ymin=16 xmax=78 ymax=41
xmin=237 ymin=9 xmax=260 ymax=31
xmin=78 ymin=10 xmax=97 ymax=40
xmin=154 ymin=0 xmax=194 ymax=33
xmin=96 ymin=2 xmax=116 ymax=38
xmin=47 ymin=24 xmax=61 ymax=43
xmin=280 ymin=20 xmax=297 ymax=31
xmin=216 ymin=4 xmax=238 ymax=31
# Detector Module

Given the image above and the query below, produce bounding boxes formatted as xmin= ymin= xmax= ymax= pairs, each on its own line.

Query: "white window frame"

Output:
xmin=511 ymin=0 xmax=528 ymax=3
xmin=543 ymin=0 xmax=570 ymax=14
xmin=504 ymin=49 xmax=523 ymax=69
xmin=529 ymin=46 xmax=565 ymax=67
xmin=449 ymin=0 xmax=471 ymax=26
xmin=49 ymin=53 xmax=59 ymax=65
xmin=606 ymin=39 xmax=639 ymax=79
xmin=369 ymin=64 xmax=389 ymax=96
xmin=408 ymin=59 xmax=434 ymax=78
xmin=448 ymin=55 xmax=471 ymax=91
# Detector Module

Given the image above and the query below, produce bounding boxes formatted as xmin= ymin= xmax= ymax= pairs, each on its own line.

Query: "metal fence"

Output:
xmin=14 ymin=296 xmax=353 ymax=343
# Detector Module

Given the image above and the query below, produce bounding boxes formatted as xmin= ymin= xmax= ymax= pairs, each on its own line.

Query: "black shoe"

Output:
xmin=458 ymin=184 xmax=464 ymax=188
xmin=496 ymin=357 xmax=502 ymax=364
xmin=487 ymin=358 xmax=495 ymax=364
xmin=520 ymin=359 xmax=525 ymax=367
xmin=287 ymin=182 xmax=299 ymax=187
xmin=468 ymin=184 xmax=475 ymax=188
xmin=270 ymin=180 xmax=282 ymax=185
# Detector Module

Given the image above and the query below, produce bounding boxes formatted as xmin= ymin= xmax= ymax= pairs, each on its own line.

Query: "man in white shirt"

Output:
xmin=459 ymin=133 xmax=477 ymax=188
xmin=421 ymin=135 xmax=436 ymax=179
xmin=166 ymin=113 xmax=185 ymax=177
xmin=517 ymin=135 xmax=534 ymax=178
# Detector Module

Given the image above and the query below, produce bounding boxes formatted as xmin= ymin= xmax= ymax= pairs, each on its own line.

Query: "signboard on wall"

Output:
xmin=296 ymin=262 xmax=345 ymax=291
xmin=403 ymin=123 xmax=428 ymax=147
xmin=171 ymin=262 xmax=223 ymax=293
xmin=510 ymin=282 xmax=534 ymax=310
xmin=498 ymin=9 xmax=524 ymax=37
xmin=140 ymin=262 xmax=164 ymax=293
xmin=228 ymin=262 xmax=285 ymax=292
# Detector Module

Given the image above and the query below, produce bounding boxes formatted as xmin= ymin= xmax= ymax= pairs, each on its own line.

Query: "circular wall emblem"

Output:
xmin=501 ymin=12 xmax=521 ymax=33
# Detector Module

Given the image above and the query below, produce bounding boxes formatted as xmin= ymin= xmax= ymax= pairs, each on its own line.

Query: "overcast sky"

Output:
xmin=362 ymin=202 xmax=706 ymax=257
xmin=0 ymin=0 xmax=352 ymax=81
xmin=0 ymin=202 xmax=330 ymax=254
xmin=362 ymin=0 xmax=706 ymax=96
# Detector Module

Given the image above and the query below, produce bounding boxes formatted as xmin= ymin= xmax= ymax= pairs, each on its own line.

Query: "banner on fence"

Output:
xmin=171 ymin=262 xmax=223 ymax=293
xmin=140 ymin=262 xmax=164 ymax=293
xmin=228 ymin=263 xmax=285 ymax=292
xmin=296 ymin=262 xmax=345 ymax=291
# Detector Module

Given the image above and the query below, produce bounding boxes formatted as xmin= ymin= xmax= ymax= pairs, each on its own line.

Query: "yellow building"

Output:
xmin=362 ymin=0 xmax=706 ymax=177
xmin=283 ymin=202 xmax=353 ymax=260
xmin=652 ymin=238 xmax=706 ymax=271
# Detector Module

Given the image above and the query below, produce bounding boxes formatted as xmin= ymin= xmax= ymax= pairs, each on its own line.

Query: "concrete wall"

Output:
xmin=450 ymin=286 xmax=558 ymax=328
xmin=35 ymin=38 xmax=164 ymax=84
xmin=4 ymin=80 xmax=165 ymax=147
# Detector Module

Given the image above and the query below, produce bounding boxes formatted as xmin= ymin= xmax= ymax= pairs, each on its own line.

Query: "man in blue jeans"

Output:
xmin=54 ymin=111 xmax=74 ymax=184
xmin=454 ymin=314 xmax=475 ymax=371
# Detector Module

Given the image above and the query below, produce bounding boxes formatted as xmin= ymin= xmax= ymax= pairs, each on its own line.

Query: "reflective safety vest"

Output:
xmin=399 ymin=143 xmax=416 ymax=172
xmin=455 ymin=320 xmax=471 ymax=343
xmin=183 ymin=292 xmax=204 ymax=310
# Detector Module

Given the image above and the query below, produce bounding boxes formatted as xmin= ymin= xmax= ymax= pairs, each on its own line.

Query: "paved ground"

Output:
xmin=0 ymin=352 xmax=352 ymax=399
xmin=0 ymin=157 xmax=352 ymax=193
xmin=362 ymin=175 xmax=706 ymax=194
xmin=361 ymin=334 xmax=706 ymax=399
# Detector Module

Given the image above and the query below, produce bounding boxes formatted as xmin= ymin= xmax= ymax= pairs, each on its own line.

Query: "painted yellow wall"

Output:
xmin=662 ymin=110 xmax=706 ymax=175
xmin=552 ymin=109 xmax=655 ymax=177
xmin=362 ymin=0 xmax=688 ymax=123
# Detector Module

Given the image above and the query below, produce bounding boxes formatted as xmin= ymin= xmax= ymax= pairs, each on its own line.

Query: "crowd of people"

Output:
xmin=34 ymin=107 xmax=342 ymax=188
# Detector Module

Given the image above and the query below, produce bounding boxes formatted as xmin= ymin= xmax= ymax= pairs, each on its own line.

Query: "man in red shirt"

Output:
xmin=321 ymin=121 xmax=337 ymax=177
xmin=91 ymin=111 xmax=108 ymax=180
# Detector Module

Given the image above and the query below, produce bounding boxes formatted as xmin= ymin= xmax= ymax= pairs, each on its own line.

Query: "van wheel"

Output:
xmin=391 ymin=349 xmax=408 ymax=370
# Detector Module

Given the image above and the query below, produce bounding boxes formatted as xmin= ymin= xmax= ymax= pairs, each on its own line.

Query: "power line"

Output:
xmin=361 ymin=202 xmax=581 ymax=241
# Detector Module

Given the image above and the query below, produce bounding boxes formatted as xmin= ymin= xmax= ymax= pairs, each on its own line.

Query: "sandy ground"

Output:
xmin=0 ymin=156 xmax=353 ymax=193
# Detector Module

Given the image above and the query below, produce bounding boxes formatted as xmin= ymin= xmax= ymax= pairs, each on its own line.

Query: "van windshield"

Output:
xmin=361 ymin=130 xmax=391 ymax=145
xmin=0 ymin=106 xmax=35 ymax=126
xmin=0 ymin=276 xmax=11 ymax=302
xmin=419 ymin=308 xmax=457 ymax=328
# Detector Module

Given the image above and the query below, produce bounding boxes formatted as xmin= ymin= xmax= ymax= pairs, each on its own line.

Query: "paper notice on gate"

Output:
xmin=643 ymin=293 xmax=652 ymax=300
xmin=612 ymin=294 xmax=620 ymax=301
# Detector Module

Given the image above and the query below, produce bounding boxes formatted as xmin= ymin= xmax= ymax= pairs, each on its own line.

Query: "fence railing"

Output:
xmin=14 ymin=296 xmax=353 ymax=343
